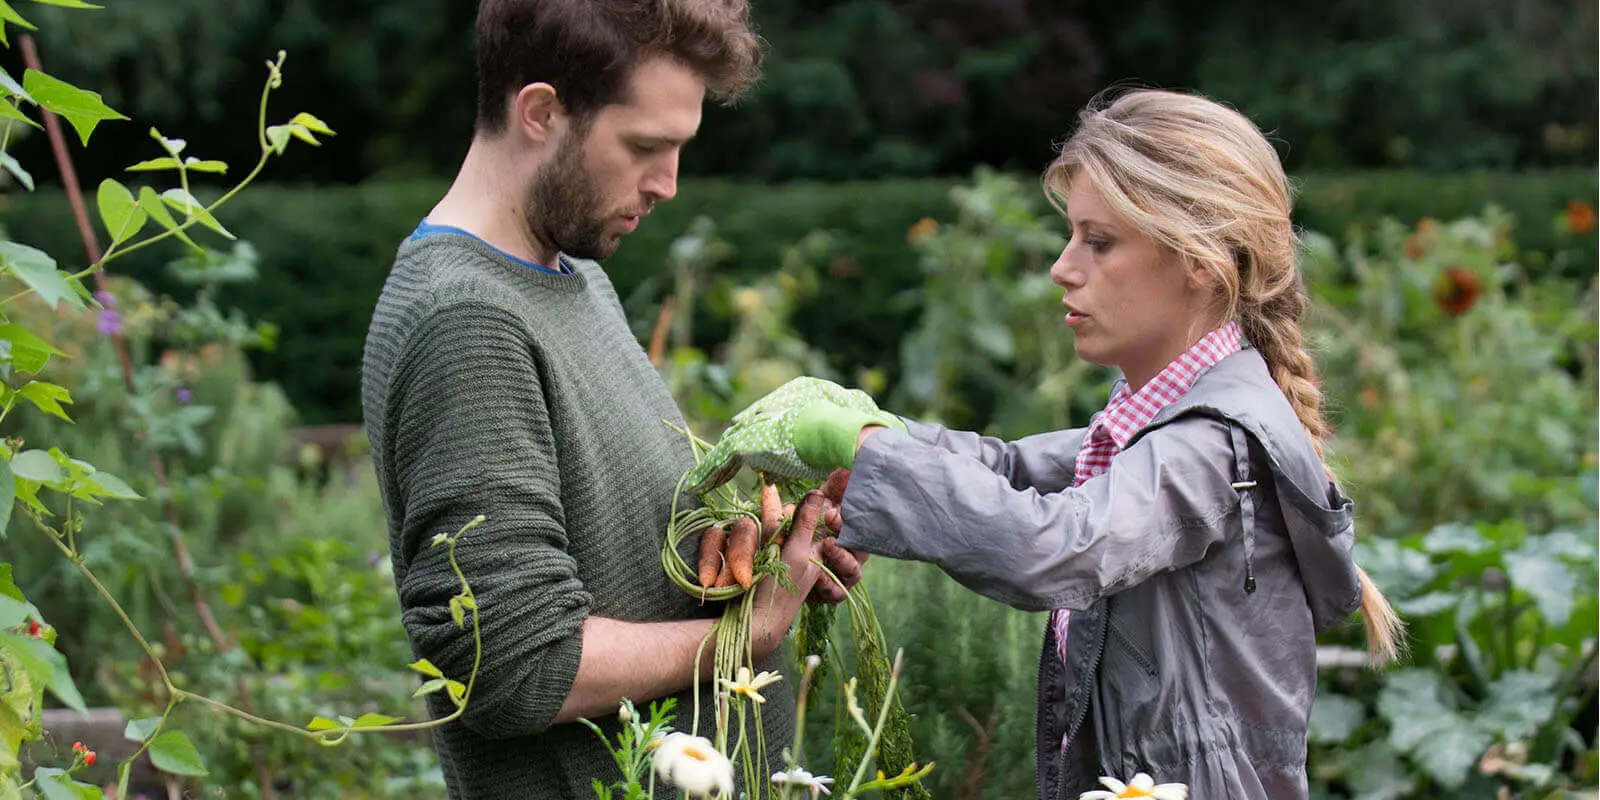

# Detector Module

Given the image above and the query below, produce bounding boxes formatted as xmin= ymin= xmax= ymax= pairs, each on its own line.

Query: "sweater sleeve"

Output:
xmin=387 ymin=300 xmax=590 ymax=739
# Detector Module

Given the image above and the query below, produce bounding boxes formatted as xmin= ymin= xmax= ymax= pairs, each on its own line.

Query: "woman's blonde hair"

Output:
xmin=1044 ymin=87 xmax=1404 ymax=667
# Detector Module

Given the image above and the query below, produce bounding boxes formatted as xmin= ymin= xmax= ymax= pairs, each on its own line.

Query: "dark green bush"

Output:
xmin=1 ymin=169 xmax=1591 ymax=423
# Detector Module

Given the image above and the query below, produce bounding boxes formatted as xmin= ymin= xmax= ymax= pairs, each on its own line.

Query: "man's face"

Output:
xmin=524 ymin=57 xmax=705 ymax=262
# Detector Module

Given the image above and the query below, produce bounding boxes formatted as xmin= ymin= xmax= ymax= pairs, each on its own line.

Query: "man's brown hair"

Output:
xmin=474 ymin=0 xmax=764 ymax=135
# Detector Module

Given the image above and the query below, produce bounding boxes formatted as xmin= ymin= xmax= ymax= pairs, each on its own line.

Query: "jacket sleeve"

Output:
xmin=838 ymin=416 xmax=1239 ymax=612
xmin=386 ymin=301 xmax=590 ymax=739
xmin=903 ymin=419 xmax=1088 ymax=494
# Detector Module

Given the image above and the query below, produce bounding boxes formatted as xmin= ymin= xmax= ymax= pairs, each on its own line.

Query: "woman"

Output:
xmin=686 ymin=88 xmax=1403 ymax=799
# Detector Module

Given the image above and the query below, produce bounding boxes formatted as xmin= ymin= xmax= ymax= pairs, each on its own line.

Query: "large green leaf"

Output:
xmin=0 ymin=323 xmax=65 ymax=375
xmin=0 ymin=595 xmax=26 ymax=627
xmin=123 ymin=716 xmax=162 ymax=743
xmin=1421 ymin=522 xmax=1492 ymax=555
xmin=137 ymin=185 xmax=200 ymax=251
xmin=0 ymin=1 xmax=36 ymax=47
xmin=9 ymin=449 xmax=61 ymax=484
xmin=1391 ymin=590 xmax=1461 ymax=617
xmin=18 ymin=381 xmax=72 ymax=422
xmin=1307 ymin=691 xmax=1366 ymax=744
xmin=96 ymin=178 xmax=146 ymax=245
xmin=33 ymin=768 xmax=101 ymax=800
xmin=1353 ymin=538 xmax=1439 ymax=598
xmin=87 ymin=470 xmax=141 ymax=500
xmin=1478 ymin=670 xmax=1560 ymax=742
xmin=1504 ymin=542 xmax=1580 ymax=627
xmin=20 ymin=69 xmax=127 ymax=146
xmin=0 ymin=241 xmax=77 ymax=310
xmin=160 ymin=188 xmax=234 ymax=239
xmin=0 ymin=67 xmax=29 ymax=102
xmin=1377 ymin=669 xmax=1490 ymax=789
xmin=0 ymin=701 xmax=23 ymax=772
xmin=0 ymin=151 xmax=32 ymax=191
xmin=147 ymin=731 xmax=208 ymax=776
xmin=0 ymin=631 xmax=85 ymax=713
xmin=0 ymin=564 xmax=21 ymax=601
xmin=1409 ymin=724 xmax=1495 ymax=789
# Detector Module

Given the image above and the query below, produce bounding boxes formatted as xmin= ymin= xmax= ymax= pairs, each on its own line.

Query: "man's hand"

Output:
xmin=807 ymin=536 xmax=869 ymax=604
xmin=806 ymin=471 xmax=866 ymax=604
xmin=749 ymin=518 xmax=827 ymax=658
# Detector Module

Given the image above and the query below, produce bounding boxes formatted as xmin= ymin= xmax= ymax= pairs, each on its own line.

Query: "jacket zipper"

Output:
xmin=1059 ymin=603 xmax=1110 ymax=797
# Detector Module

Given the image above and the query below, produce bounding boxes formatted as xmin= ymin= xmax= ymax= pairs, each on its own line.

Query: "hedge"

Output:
xmin=1 ymin=169 xmax=1593 ymax=424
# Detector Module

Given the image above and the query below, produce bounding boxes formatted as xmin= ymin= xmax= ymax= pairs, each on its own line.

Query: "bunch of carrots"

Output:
xmin=694 ymin=470 xmax=850 ymax=592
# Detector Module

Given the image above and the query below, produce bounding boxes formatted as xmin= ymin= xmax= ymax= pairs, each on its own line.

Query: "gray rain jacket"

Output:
xmin=835 ymin=348 xmax=1362 ymax=799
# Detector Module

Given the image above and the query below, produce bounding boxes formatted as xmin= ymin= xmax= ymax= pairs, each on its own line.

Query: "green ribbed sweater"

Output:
xmin=360 ymin=233 xmax=795 ymax=799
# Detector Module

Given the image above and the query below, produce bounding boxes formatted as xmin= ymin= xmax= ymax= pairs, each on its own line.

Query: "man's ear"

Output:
xmin=512 ymin=82 xmax=563 ymax=145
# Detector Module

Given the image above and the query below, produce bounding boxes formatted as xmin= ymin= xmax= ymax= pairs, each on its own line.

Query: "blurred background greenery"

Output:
xmin=0 ymin=1 xmax=1595 ymax=798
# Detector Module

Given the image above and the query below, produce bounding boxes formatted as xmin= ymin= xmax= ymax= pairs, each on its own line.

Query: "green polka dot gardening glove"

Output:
xmin=685 ymin=378 xmax=907 ymax=495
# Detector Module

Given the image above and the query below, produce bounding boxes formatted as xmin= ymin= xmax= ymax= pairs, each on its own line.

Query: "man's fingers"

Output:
xmin=821 ymin=468 xmax=851 ymax=504
xmin=819 ymin=537 xmax=863 ymax=588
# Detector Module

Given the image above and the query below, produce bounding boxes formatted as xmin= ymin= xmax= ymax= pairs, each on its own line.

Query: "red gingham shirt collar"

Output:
xmin=1075 ymin=320 xmax=1245 ymax=483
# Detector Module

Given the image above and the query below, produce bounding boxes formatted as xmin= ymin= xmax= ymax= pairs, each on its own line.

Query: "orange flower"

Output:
xmin=1416 ymin=218 xmax=1438 ymax=237
xmin=1566 ymin=200 xmax=1595 ymax=234
xmin=1434 ymin=267 xmax=1482 ymax=317
xmin=1359 ymin=386 xmax=1381 ymax=410
xmin=906 ymin=217 xmax=939 ymax=245
xmin=1403 ymin=235 xmax=1424 ymax=260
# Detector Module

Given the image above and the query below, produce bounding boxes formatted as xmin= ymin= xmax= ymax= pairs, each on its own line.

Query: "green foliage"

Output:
xmin=1310 ymin=518 xmax=1598 ymax=798
xmin=1305 ymin=208 xmax=1598 ymax=538
xmin=9 ymin=1 xmax=1592 ymax=182
xmin=1 ymin=169 xmax=1590 ymax=425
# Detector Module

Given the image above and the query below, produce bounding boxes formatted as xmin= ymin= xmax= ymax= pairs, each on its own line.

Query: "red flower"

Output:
xmin=72 ymin=741 xmax=85 ymax=753
xmin=1568 ymin=200 xmax=1596 ymax=235
xmin=1434 ymin=267 xmax=1482 ymax=317
xmin=27 ymin=619 xmax=40 ymax=638
xmin=84 ymin=750 xmax=96 ymax=766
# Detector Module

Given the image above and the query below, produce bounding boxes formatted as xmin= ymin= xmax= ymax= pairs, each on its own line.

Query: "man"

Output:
xmin=360 ymin=2 xmax=851 ymax=796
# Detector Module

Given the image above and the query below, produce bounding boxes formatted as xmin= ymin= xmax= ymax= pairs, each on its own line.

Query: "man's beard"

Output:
xmin=523 ymin=133 xmax=618 ymax=263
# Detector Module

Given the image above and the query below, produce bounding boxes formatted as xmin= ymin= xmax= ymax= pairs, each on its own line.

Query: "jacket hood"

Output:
xmin=1143 ymin=348 xmax=1363 ymax=633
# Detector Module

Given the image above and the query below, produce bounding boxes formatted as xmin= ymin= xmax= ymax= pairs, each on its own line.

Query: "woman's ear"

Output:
xmin=1187 ymin=258 xmax=1223 ymax=292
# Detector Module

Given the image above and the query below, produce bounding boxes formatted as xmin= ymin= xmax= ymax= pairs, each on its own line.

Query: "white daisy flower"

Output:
xmin=652 ymin=732 xmax=734 ymax=798
xmin=1078 ymin=772 xmax=1188 ymax=800
xmin=719 ymin=666 xmax=784 ymax=705
xmin=771 ymin=766 xmax=834 ymax=798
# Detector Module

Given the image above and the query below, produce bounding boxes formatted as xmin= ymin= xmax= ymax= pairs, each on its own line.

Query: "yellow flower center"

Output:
xmin=681 ymin=744 xmax=713 ymax=762
xmin=1119 ymin=789 xmax=1153 ymax=798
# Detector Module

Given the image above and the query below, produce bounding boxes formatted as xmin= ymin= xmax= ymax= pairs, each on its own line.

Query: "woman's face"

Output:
xmin=1048 ymin=176 xmax=1218 ymax=391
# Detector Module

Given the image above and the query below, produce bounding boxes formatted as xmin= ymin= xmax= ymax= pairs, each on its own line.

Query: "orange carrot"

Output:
xmin=713 ymin=553 xmax=736 ymax=588
xmin=768 ymin=502 xmax=797 ymax=545
xmin=728 ymin=517 xmax=759 ymax=589
xmin=760 ymin=483 xmax=782 ymax=541
xmin=697 ymin=524 xmax=727 ymax=589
